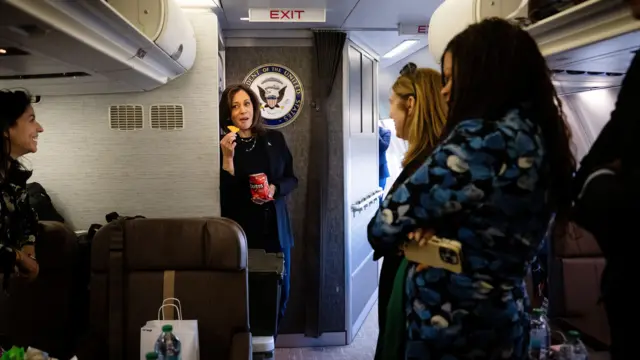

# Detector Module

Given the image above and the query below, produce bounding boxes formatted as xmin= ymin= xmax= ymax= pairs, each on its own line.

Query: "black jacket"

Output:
xmin=572 ymin=51 xmax=640 ymax=291
xmin=575 ymin=51 xmax=640 ymax=192
xmin=220 ymin=130 xmax=298 ymax=248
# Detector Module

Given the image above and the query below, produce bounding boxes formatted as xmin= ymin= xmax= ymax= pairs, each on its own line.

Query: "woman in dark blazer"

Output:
xmin=219 ymin=83 xmax=298 ymax=330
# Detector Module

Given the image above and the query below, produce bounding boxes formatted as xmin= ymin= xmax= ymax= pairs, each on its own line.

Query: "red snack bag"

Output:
xmin=249 ymin=173 xmax=272 ymax=201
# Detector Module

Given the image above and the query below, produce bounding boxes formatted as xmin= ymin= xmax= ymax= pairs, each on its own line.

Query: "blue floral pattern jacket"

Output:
xmin=370 ymin=109 xmax=551 ymax=359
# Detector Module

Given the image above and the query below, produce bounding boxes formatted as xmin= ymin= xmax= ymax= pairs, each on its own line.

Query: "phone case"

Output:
xmin=403 ymin=236 xmax=463 ymax=273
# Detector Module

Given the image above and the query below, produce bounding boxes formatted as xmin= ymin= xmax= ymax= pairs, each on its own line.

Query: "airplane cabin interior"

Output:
xmin=0 ymin=0 xmax=637 ymax=359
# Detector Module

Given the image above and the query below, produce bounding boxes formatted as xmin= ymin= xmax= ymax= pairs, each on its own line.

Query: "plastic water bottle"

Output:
xmin=570 ymin=331 xmax=589 ymax=360
xmin=541 ymin=297 xmax=549 ymax=316
xmin=539 ymin=299 xmax=551 ymax=351
xmin=154 ymin=324 xmax=182 ymax=360
xmin=529 ymin=308 xmax=550 ymax=359
xmin=558 ymin=330 xmax=588 ymax=360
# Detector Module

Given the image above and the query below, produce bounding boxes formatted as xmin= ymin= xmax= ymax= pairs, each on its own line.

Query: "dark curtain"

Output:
xmin=303 ymin=30 xmax=346 ymax=337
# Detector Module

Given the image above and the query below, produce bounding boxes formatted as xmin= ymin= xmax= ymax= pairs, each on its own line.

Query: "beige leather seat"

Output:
xmin=549 ymin=222 xmax=610 ymax=347
xmin=83 ymin=217 xmax=251 ymax=360
xmin=0 ymin=221 xmax=81 ymax=359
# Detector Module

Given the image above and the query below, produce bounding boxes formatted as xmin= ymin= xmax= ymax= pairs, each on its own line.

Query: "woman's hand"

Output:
xmin=251 ymin=185 xmax=276 ymax=205
xmin=407 ymin=228 xmax=435 ymax=272
xmin=15 ymin=246 xmax=39 ymax=281
xmin=408 ymin=229 xmax=435 ymax=247
xmin=220 ymin=132 xmax=237 ymax=159
xmin=221 ymin=132 xmax=237 ymax=175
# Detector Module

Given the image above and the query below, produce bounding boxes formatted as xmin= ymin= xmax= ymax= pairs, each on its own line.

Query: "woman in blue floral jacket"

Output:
xmin=370 ymin=19 xmax=575 ymax=359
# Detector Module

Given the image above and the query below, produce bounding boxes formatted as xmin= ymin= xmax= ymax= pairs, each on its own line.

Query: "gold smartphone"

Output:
xmin=403 ymin=236 xmax=463 ymax=273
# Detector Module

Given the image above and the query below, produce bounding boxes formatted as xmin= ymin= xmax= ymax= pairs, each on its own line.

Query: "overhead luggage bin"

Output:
xmin=526 ymin=0 xmax=640 ymax=58
xmin=428 ymin=0 xmax=640 ymax=94
xmin=527 ymin=0 xmax=640 ymax=94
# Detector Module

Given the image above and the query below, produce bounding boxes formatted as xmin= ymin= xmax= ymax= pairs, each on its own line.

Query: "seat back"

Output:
xmin=0 ymin=221 xmax=80 ymax=359
xmin=88 ymin=217 xmax=249 ymax=360
xmin=549 ymin=222 xmax=610 ymax=346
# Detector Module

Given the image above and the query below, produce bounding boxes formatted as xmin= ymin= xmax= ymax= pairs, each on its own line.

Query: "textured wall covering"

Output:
xmin=25 ymin=12 xmax=221 ymax=230
xmin=225 ymin=46 xmax=314 ymax=334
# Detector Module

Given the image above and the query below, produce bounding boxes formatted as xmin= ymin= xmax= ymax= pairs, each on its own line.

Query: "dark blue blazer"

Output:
xmin=220 ymin=130 xmax=298 ymax=249
xmin=379 ymin=126 xmax=391 ymax=180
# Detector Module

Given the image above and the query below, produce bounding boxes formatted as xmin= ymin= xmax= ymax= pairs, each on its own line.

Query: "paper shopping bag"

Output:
xmin=140 ymin=299 xmax=200 ymax=360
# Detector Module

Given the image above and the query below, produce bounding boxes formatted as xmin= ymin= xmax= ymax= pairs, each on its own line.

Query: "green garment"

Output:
xmin=381 ymin=257 xmax=409 ymax=360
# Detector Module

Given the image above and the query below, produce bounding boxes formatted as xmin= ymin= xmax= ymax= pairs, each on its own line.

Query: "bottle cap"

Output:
xmin=162 ymin=324 xmax=173 ymax=332
xmin=146 ymin=352 xmax=159 ymax=359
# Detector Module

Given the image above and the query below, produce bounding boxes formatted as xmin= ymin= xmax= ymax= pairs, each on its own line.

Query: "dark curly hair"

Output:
xmin=441 ymin=18 xmax=576 ymax=233
xmin=0 ymin=89 xmax=34 ymax=183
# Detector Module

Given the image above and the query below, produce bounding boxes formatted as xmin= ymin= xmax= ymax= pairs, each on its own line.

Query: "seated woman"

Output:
xmin=0 ymin=89 xmax=44 ymax=292
xmin=370 ymin=18 xmax=575 ymax=359
xmin=371 ymin=64 xmax=448 ymax=360
xmin=219 ymin=84 xmax=298 ymax=331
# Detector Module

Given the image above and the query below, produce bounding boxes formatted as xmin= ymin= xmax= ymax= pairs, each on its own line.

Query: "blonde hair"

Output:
xmin=392 ymin=68 xmax=448 ymax=167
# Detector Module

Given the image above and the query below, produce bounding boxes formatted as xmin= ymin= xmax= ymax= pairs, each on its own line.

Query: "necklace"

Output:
xmin=239 ymin=136 xmax=257 ymax=152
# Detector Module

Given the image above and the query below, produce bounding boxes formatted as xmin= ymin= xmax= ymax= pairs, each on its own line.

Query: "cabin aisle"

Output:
xmin=275 ymin=303 xmax=379 ymax=360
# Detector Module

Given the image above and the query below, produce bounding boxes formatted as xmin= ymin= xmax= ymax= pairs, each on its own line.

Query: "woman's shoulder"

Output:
xmin=450 ymin=110 xmax=544 ymax=160
xmin=455 ymin=109 xmax=535 ymax=134
xmin=453 ymin=109 xmax=540 ymax=145
xmin=265 ymin=128 xmax=283 ymax=136
xmin=264 ymin=129 xmax=286 ymax=142
xmin=7 ymin=161 xmax=32 ymax=187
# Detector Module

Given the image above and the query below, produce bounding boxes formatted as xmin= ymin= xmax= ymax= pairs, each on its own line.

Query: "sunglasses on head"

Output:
xmin=400 ymin=62 xmax=418 ymax=96
xmin=400 ymin=62 xmax=418 ymax=76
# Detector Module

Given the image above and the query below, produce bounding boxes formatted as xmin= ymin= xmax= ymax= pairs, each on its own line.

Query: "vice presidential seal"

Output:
xmin=243 ymin=64 xmax=304 ymax=128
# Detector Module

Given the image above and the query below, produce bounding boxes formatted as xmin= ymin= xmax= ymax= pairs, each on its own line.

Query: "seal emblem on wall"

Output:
xmin=242 ymin=63 xmax=304 ymax=128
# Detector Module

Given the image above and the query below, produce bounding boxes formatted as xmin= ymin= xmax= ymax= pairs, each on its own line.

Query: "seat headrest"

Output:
xmin=91 ymin=218 xmax=248 ymax=272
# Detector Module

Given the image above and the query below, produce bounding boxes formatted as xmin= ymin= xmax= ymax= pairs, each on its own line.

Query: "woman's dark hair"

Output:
xmin=0 ymin=89 xmax=33 ymax=183
xmin=441 ymin=18 xmax=576 ymax=232
xmin=219 ymin=83 xmax=265 ymax=135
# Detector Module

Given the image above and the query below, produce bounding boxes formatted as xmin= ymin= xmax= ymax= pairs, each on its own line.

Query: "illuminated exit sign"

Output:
xmin=398 ymin=23 xmax=428 ymax=35
xmin=248 ymin=8 xmax=326 ymax=22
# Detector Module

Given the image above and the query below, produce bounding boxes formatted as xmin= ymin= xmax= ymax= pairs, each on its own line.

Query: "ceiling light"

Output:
xmin=0 ymin=49 xmax=6 ymax=54
xmin=383 ymin=40 xmax=419 ymax=58
xmin=240 ymin=17 xmax=250 ymax=21
xmin=176 ymin=0 xmax=218 ymax=8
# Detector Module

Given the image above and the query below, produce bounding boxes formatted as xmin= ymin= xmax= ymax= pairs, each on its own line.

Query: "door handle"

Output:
xmin=351 ymin=188 xmax=384 ymax=216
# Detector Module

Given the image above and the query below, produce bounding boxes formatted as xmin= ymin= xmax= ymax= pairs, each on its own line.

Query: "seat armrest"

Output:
xmin=229 ymin=332 xmax=252 ymax=360
xmin=36 ymin=221 xmax=78 ymax=271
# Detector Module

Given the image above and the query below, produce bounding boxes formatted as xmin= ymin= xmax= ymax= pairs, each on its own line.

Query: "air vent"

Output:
xmin=109 ymin=105 xmax=143 ymax=131
xmin=150 ymin=105 xmax=185 ymax=130
xmin=551 ymin=69 xmax=625 ymax=77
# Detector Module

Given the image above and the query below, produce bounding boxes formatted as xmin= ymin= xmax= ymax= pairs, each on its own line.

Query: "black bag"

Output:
xmin=26 ymin=182 xmax=65 ymax=223
xmin=85 ymin=212 xmax=146 ymax=242
xmin=73 ymin=212 xmax=146 ymax=335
